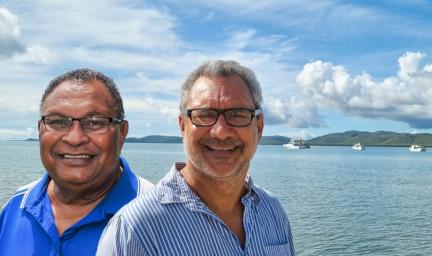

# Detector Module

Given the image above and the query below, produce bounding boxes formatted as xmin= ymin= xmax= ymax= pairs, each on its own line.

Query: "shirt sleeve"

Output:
xmin=284 ymin=213 xmax=297 ymax=256
xmin=96 ymin=214 xmax=147 ymax=256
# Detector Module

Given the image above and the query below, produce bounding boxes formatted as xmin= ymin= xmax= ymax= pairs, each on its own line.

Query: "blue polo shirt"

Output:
xmin=0 ymin=157 xmax=153 ymax=256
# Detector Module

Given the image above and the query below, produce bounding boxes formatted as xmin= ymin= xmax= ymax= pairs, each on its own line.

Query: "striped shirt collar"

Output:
xmin=156 ymin=162 xmax=261 ymax=208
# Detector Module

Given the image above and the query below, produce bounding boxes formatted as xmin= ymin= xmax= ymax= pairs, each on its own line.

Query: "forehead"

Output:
xmin=42 ymin=79 xmax=115 ymax=115
xmin=187 ymin=75 xmax=254 ymax=108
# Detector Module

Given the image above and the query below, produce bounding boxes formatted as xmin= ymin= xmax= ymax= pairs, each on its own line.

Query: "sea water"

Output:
xmin=1 ymin=141 xmax=431 ymax=255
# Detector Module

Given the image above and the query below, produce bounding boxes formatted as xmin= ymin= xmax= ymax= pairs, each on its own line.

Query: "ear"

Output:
xmin=119 ymin=120 xmax=129 ymax=145
xmin=257 ymin=113 xmax=264 ymax=140
xmin=179 ymin=114 xmax=186 ymax=136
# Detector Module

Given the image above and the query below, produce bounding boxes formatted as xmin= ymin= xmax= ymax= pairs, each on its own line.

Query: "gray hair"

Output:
xmin=180 ymin=60 xmax=263 ymax=112
xmin=40 ymin=68 xmax=125 ymax=119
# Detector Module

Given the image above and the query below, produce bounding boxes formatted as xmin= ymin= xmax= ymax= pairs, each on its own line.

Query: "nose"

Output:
xmin=61 ymin=120 xmax=90 ymax=145
xmin=209 ymin=113 xmax=234 ymax=140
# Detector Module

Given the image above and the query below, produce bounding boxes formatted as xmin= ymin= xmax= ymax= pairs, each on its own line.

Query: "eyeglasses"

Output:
xmin=41 ymin=115 xmax=122 ymax=134
xmin=186 ymin=108 xmax=261 ymax=127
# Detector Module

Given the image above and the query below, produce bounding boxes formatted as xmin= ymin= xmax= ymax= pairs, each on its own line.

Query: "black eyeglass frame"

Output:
xmin=185 ymin=108 xmax=262 ymax=127
xmin=40 ymin=115 xmax=123 ymax=134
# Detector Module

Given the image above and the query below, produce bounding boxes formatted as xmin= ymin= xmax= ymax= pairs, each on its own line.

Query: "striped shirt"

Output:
xmin=97 ymin=162 xmax=296 ymax=256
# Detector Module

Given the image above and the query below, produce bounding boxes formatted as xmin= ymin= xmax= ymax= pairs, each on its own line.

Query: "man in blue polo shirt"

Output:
xmin=0 ymin=69 xmax=153 ymax=255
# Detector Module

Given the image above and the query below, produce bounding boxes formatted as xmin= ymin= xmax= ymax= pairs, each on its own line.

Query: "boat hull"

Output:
xmin=409 ymin=145 xmax=426 ymax=152
xmin=283 ymin=144 xmax=310 ymax=149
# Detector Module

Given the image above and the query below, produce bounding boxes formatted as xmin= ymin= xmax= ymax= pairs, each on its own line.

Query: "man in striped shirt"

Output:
xmin=97 ymin=60 xmax=296 ymax=255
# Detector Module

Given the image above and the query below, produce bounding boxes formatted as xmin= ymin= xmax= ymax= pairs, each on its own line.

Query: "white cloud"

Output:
xmin=224 ymin=29 xmax=297 ymax=56
xmin=397 ymin=51 xmax=426 ymax=80
xmin=124 ymin=97 xmax=179 ymax=122
xmin=264 ymin=96 xmax=324 ymax=128
xmin=225 ymin=29 xmax=256 ymax=50
xmin=0 ymin=6 xmax=54 ymax=63
xmin=0 ymin=0 xmax=183 ymax=70
xmin=296 ymin=51 xmax=432 ymax=128
xmin=424 ymin=64 xmax=432 ymax=72
xmin=2 ymin=0 xmax=431 ymax=140
xmin=0 ymin=6 xmax=23 ymax=56
xmin=11 ymin=45 xmax=55 ymax=64
xmin=162 ymin=0 xmax=384 ymax=33
xmin=20 ymin=0 xmax=181 ymax=51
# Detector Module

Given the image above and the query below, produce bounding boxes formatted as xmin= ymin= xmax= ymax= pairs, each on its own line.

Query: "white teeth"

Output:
xmin=63 ymin=154 xmax=91 ymax=159
xmin=207 ymin=146 xmax=236 ymax=151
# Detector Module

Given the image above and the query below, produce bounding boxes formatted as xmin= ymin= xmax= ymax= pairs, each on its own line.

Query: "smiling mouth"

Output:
xmin=58 ymin=154 xmax=95 ymax=159
xmin=204 ymin=145 xmax=239 ymax=152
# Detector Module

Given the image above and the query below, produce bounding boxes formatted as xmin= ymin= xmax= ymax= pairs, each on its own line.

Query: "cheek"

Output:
xmin=240 ymin=130 xmax=259 ymax=148
xmin=39 ymin=134 xmax=61 ymax=169
xmin=183 ymin=130 xmax=202 ymax=154
xmin=39 ymin=134 xmax=59 ymax=154
xmin=96 ymin=133 xmax=122 ymax=158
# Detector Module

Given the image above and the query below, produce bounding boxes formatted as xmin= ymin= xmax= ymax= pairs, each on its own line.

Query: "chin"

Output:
xmin=202 ymin=164 xmax=244 ymax=181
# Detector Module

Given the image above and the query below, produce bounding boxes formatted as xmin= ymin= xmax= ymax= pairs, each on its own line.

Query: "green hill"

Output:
xmin=307 ymin=130 xmax=432 ymax=147
xmin=126 ymin=135 xmax=182 ymax=143
xmin=24 ymin=131 xmax=432 ymax=146
xmin=259 ymin=135 xmax=290 ymax=145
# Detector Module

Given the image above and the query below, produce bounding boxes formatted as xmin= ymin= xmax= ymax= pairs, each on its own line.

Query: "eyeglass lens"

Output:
xmin=42 ymin=115 xmax=115 ymax=133
xmin=190 ymin=109 xmax=255 ymax=126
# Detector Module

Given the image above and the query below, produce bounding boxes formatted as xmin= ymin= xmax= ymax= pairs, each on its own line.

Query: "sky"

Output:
xmin=1 ymin=0 xmax=432 ymax=140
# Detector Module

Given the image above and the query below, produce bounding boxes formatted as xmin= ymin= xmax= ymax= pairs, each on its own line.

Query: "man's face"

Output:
xmin=179 ymin=75 xmax=264 ymax=181
xmin=39 ymin=80 xmax=128 ymax=190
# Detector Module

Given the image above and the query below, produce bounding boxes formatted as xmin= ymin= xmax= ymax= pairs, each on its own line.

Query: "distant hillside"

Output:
xmin=307 ymin=130 xmax=432 ymax=147
xmin=259 ymin=135 xmax=290 ymax=145
xmin=125 ymin=135 xmax=290 ymax=145
xmin=22 ymin=131 xmax=432 ymax=146
xmin=126 ymin=135 xmax=182 ymax=143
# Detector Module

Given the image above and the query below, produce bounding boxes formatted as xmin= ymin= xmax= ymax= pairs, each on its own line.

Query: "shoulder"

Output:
xmin=119 ymin=157 xmax=154 ymax=195
xmin=102 ymin=189 xmax=166 ymax=246
xmin=113 ymin=181 xmax=183 ymax=231
xmin=250 ymin=184 xmax=296 ymax=250
xmin=118 ymin=188 xmax=161 ymax=220
xmin=136 ymin=176 xmax=154 ymax=195
xmin=97 ymin=211 xmax=149 ymax=255
xmin=253 ymin=184 xmax=282 ymax=205
xmin=2 ymin=178 xmax=42 ymax=211
xmin=251 ymin=184 xmax=289 ymax=219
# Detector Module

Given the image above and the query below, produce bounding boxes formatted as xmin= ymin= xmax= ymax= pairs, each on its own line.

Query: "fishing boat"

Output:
xmin=352 ymin=142 xmax=365 ymax=150
xmin=409 ymin=144 xmax=426 ymax=152
xmin=283 ymin=138 xmax=310 ymax=149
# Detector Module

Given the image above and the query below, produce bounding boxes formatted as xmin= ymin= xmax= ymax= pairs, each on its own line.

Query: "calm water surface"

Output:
xmin=1 ymin=141 xmax=431 ymax=255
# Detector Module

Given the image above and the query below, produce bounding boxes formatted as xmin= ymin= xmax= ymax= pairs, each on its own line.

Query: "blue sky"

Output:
xmin=1 ymin=0 xmax=432 ymax=140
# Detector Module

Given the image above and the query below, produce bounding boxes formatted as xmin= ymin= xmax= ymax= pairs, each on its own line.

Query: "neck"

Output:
xmin=181 ymin=164 xmax=247 ymax=212
xmin=47 ymin=166 xmax=122 ymax=236
xmin=49 ymin=166 xmax=122 ymax=205
xmin=180 ymin=163 xmax=248 ymax=246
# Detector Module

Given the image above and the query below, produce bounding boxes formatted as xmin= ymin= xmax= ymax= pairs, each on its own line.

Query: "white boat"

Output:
xmin=409 ymin=144 xmax=426 ymax=152
xmin=352 ymin=142 xmax=365 ymax=150
xmin=283 ymin=138 xmax=310 ymax=149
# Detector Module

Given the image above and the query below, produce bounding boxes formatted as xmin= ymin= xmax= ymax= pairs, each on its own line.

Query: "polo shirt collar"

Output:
xmin=20 ymin=174 xmax=50 ymax=210
xmin=103 ymin=157 xmax=138 ymax=214
xmin=21 ymin=157 xmax=138 ymax=215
